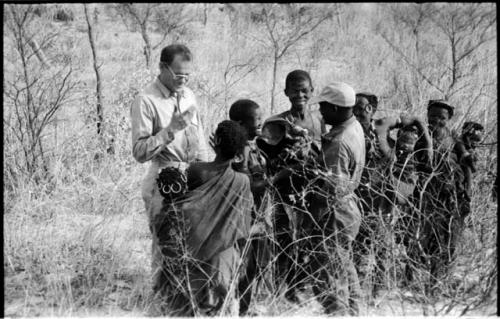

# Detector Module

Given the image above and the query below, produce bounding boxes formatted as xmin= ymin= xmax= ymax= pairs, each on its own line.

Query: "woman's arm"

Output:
xmin=374 ymin=117 xmax=400 ymax=161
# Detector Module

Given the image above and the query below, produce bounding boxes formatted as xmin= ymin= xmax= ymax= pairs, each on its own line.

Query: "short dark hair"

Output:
xmin=229 ymin=99 xmax=260 ymax=122
xmin=160 ymin=44 xmax=192 ymax=65
xmin=215 ymin=120 xmax=248 ymax=160
xmin=427 ymin=99 xmax=454 ymax=118
xmin=356 ymin=92 xmax=378 ymax=110
xmin=285 ymin=70 xmax=312 ymax=90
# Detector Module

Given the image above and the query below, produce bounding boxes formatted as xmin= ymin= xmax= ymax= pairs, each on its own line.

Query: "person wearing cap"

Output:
xmin=130 ymin=44 xmax=212 ymax=295
xmin=306 ymin=82 xmax=365 ymax=315
xmin=406 ymin=99 xmax=469 ymax=284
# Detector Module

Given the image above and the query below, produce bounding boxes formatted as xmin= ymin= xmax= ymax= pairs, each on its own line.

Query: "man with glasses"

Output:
xmin=130 ymin=44 xmax=211 ymax=297
xmin=351 ymin=92 xmax=395 ymax=296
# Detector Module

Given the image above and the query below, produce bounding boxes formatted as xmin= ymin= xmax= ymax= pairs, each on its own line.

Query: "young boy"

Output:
xmin=229 ymin=99 xmax=268 ymax=206
xmin=228 ymin=99 xmax=271 ymax=315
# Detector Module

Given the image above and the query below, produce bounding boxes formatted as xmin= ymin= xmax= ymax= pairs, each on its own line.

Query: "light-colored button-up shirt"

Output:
xmin=320 ymin=116 xmax=366 ymax=199
xmin=131 ymin=77 xmax=211 ymax=166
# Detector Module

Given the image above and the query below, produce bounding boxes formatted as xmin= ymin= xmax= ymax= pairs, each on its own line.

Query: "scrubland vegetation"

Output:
xmin=3 ymin=3 xmax=497 ymax=316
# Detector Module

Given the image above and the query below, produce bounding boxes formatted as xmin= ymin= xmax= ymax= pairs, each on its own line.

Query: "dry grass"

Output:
xmin=4 ymin=151 xmax=496 ymax=316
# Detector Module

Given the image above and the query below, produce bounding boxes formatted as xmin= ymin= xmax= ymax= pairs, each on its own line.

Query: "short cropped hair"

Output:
xmin=285 ymin=70 xmax=313 ymax=89
xmin=215 ymin=120 xmax=248 ymax=160
xmin=229 ymin=99 xmax=260 ymax=122
xmin=160 ymin=44 xmax=192 ymax=65
xmin=427 ymin=99 xmax=454 ymax=118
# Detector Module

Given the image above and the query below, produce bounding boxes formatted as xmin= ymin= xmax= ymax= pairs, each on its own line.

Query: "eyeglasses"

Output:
xmin=162 ymin=62 xmax=189 ymax=82
xmin=353 ymin=103 xmax=371 ymax=115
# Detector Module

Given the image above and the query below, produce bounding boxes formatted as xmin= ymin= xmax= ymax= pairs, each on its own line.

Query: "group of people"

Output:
xmin=130 ymin=44 xmax=485 ymax=316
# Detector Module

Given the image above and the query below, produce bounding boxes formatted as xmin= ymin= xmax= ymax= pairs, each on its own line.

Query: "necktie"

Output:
xmin=174 ymin=92 xmax=181 ymax=114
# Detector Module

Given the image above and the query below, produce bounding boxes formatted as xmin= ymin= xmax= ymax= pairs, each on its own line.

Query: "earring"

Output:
xmin=214 ymin=136 xmax=221 ymax=146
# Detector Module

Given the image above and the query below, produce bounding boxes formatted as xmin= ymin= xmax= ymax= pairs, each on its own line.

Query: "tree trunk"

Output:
xmin=203 ymin=3 xmax=208 ymax=26
xmin=140 ymin=23 xmax=152 ymax=69
xmin=270 ymin=53 xmax=278 ymax=114
xmin=84 ymin=4 xmax=104 ymax=136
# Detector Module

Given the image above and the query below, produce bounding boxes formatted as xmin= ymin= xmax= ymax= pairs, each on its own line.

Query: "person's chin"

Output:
xmin=292 ymin=102 xmax=306 ymax=109
xmin=174 ymin=84 xmax=185 ymax=92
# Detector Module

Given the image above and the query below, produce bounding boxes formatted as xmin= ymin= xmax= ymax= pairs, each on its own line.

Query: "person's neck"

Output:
xmin=360 ymin=119 xmax=371 ymax=134
xmin=462 ymin=136 xmax=474 ymax=150
xmin=212 ymin=155 xmax=232 ymax=167
xmin=290 ymin=106 xmax=305 ymax=119
xmin=158 ymin=75 xmax=178 ymax=94
xmin=330 ymin=113 xmax=353 ymax=128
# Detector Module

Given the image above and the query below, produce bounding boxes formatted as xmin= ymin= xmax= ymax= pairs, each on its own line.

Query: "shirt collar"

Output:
xmin=155 ymin=76 xmax=185 ymax=99
xmin=323 ymin=115 xmax=357 ymax=140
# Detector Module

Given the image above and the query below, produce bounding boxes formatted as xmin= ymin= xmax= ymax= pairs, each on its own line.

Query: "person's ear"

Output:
xmin=214 ymin=135 xmax=221 ymax=146
xmin=233 ymin=152 xmax=245 ymax=163
xmin=284 ymin=87 xmax=289 ymax=97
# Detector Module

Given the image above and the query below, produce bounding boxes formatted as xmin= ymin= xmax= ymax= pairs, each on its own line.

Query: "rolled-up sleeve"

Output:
xmin=131 ymin=95 xmax=173 ymax=163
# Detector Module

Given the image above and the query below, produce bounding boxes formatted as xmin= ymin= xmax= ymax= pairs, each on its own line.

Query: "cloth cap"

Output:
xmin=427 ymin=99 xmax=455 ymax=118
xmin=309 ymin=82 xmax=356 ymax=107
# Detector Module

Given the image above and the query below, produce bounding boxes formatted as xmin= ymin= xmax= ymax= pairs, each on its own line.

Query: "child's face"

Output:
xmin=465 ymin=128 xmax=483 ymax=148
xmin=241 ymin=108 xmax=263 ymax=140
xmin=261 ymin=122 xmax=286 ymax=146
xmin=396 ymin=131 xmax=418 ymax=158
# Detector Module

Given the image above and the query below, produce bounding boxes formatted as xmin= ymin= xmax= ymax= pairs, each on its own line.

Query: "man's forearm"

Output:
xmin=132 ymin=128 xmax=174 ymax=163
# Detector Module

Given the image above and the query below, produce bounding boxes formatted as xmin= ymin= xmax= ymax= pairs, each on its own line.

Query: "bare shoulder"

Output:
xmin=186 ymin=162 xmax=209 ymax=188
